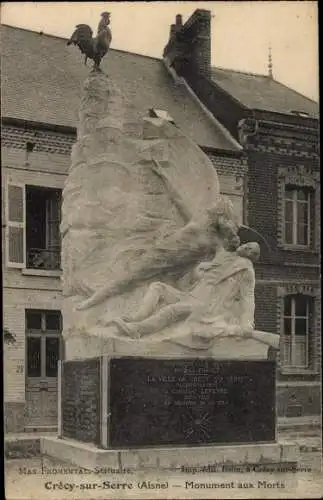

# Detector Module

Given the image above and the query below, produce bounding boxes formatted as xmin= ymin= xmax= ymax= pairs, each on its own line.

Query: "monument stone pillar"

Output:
xmin=41 ymin=71 xmax=298 ymax=472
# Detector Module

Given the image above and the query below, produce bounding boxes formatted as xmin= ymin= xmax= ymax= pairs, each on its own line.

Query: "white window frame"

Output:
xmin=277 ymin=165 xmax=319 ymax=252
xmin=283 ymin=296 xmax=310 ymax=368
xmin=284 ymin=187 xmax=311 ymax=247
xmin=5 ymin=182 xmax=26 ymax=268
xmin=277 ymin=285 xmax=320 ymax=375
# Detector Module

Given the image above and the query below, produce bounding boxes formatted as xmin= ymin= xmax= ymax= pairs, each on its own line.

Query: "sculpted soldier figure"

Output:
xmin=101 ymin=213 xmax=260 ymax=348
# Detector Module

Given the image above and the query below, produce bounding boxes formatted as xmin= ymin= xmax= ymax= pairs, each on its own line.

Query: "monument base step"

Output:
xmin=40 ymin=436 xmax=299 ymax=472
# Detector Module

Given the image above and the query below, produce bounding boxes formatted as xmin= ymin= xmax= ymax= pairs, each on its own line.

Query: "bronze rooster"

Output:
xmin=67 ymin=12 xmax=112 ymax=70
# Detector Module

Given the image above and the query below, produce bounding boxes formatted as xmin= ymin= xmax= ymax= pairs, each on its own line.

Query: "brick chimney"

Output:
xmin=169 ymin=14 xmax=183 ymax=39
xmin=163 ymin=9 xmax=211 ymax=78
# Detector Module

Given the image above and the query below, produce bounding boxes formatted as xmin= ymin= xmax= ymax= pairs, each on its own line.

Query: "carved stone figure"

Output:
xmin=61 ymin=71 xmax=279 ymax=358
xmin=101 ymin=226 xmax=259 ymax=350
xmin=76 ymin=169 xmax=237 ymax=311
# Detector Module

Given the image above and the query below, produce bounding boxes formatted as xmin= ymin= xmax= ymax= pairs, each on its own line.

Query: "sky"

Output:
xmin=1 ymin=1 xmax=319 ymax=101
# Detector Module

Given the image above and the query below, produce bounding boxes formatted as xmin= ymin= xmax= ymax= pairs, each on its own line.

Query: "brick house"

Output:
xmin=2 ymin=24 xmax=245 ymax=432
xmin=163 ymin=10 xmax=320 ymax=422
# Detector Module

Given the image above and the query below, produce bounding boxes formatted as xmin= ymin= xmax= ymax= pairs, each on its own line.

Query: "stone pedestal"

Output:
xmin=41 ymin=436 xmax=299 ymax=472
xmin=47 ymin=352 xmax=299 ymax=472
xmin=60 ymin=356 xmax=277 ymax=448
xmin=64 ymin=332 xmax=278 ymax=361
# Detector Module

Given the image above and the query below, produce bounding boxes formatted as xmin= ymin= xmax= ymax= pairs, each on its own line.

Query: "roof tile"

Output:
xmin=1 ymin=25 xmax=238 ymax=150
xmin=211 ymin=67 xmax=319 ymax=118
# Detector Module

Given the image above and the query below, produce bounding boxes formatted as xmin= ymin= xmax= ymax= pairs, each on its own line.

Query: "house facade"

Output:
xmin=2 ymin=24 xmax=245 ymax=432
xmin=163 ymin=10 xmax=320 ymax=421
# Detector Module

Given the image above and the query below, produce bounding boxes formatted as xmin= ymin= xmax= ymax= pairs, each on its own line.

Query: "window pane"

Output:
xmin=284 ymin=296 xmax=292 ymax=316
xmin=285 ymin=222 xmax=293 ymax=244
xmin=47 ymin=222 xmax=61 ymax=248
xmin=297 ymin=223 xmax=308 ymax=245
xmin=295 ymin=338 xmax=307 ymax=366
xmin=294 ymin=295 xmax=309 ymax=317
xmin=47 ymin=191 xmax=61 ymax=221
xmin=46 ymin=337 xmax=60 ymax=377
xmin=284 ymin=200 xmax=293 ymax=223
xmin=297 ymin=202 xmax=308 ymax=224
xmin=297 ymin=190 xmax=308 ymax=201
xmin=284 ymin=187 xmax=294 ymax=200
xmin=282 ymin=338 xmax=291 ymax=365
xmin=26 ymin=311 xmax=42 ymax=330
xmin=27 ymin=337 xmax=41 ymax=377
xmin=45 ymin=311 xmax=61 ymax=331
xmin=295 ymin=318 xmax=307 ymax=336
xmin=284 ymin=318 xmax=291 ymax=335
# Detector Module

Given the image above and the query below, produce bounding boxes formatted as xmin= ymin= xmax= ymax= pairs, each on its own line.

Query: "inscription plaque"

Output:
xmin=62 ymin=358 xmax=101 ymax=445
xmin=109 ymin=358 xmax=276 ymax=448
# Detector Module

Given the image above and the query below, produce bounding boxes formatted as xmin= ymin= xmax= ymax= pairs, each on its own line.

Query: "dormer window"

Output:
xmin=148 ymin=108 xmax=175 ymax=124
xmin=290 ymin=110 xmax=310 ymax=118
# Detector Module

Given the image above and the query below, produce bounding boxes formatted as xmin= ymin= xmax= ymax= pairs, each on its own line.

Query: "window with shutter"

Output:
xmin=5 ymin=183 xmax=26 ymax=268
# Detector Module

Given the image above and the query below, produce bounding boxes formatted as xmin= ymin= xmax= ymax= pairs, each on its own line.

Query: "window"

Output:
xmin=26 ymin=186 xmax=62 ymax=270
xmin=5 ymin=183 xmax=62 ymax=270
xmin=282 ymin=295 xmax=312 ymax=368
xmin=26 ymin=310 xmax=62 ymax=378
xmin=290 ymin=110 xmax=310 ymax=118
xmin=148 ymin=108 xmax=175 ymax=124
xmin=277 ymin=165 xmax=319 ymax=251
xmin=284 ymin=187 xmax=311 ymax=246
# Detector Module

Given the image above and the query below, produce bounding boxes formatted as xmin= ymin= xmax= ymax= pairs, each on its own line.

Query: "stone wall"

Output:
xmin=61 ymin=358 xmax=101 ymax=445
xmin=4 ymin=402 xmax=25 ymax=433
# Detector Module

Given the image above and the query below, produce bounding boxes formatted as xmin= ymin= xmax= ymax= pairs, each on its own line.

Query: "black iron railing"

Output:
xmin=27 ymin=248 xmax=61 ymax=270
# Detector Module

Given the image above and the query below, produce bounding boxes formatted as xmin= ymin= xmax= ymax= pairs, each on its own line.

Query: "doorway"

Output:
xmin=25 ymin=310 xmax=63 ymax=430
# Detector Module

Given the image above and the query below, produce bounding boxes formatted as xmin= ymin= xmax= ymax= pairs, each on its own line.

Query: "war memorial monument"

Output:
xmin=41 ymin=14 xmax=299 ymax=473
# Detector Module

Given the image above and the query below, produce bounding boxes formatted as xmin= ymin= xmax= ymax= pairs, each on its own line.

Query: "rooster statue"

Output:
xmin=67 ymin=12 xmax=112 ymax=70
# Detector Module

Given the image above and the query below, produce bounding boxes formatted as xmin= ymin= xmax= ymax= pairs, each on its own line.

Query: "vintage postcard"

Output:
xmin=2 ymin=1 xmax=321 ymax=499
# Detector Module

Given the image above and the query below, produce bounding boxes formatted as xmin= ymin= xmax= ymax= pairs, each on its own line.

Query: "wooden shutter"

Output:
xmin=5 ymin=183 xmax=26 ymax=268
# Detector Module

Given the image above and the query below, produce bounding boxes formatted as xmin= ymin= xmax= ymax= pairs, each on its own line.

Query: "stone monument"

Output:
xmin=61 ymin=68 xmax=279 ymax=360
xmin=41 ymin=64 xmax=298 ymax=471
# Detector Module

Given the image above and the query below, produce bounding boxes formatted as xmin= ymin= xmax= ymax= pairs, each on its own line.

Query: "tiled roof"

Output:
xmin=211 ymin=67 xmax=319 ymax=118
xmin=1 ymin=25 xmax=239 ymax=151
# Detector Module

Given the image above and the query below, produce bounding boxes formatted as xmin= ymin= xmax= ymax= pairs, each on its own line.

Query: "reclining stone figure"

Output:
xmin=100 ymin=213 xmax=260 ymax=349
